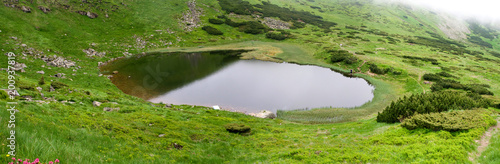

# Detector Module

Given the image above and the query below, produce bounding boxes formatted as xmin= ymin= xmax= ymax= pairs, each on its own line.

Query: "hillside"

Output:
xmin=1 ymin=0 xmax=500 ymax=163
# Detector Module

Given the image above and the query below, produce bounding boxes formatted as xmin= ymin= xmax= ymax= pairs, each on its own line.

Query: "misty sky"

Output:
xmin=403 ymin=0 xmax=500 ymax=21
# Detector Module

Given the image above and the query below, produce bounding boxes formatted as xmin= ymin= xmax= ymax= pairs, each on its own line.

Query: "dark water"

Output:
xmin=101 ymin=51 xmax=374 ymax=113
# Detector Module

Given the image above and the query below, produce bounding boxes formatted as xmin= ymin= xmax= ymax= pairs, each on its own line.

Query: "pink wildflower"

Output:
xmin=12 ymin=157 xmax=16 ymax=161
xmin=49 ymin=161 xmax=54 ymax=164
xmin=8 ymin=162 xmax=13 ymax=164
xmin=55 ymin=159 xmax=60 ymax=163
xmin=34 ymin=158 xmax=40 ymax=163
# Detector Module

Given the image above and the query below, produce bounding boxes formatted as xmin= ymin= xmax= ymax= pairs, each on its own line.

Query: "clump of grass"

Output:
xmin=224 ymin=123 xmax=251 ymax=133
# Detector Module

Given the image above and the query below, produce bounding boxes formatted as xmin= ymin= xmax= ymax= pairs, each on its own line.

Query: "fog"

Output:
xmin=379 ymin=0 xmax=500 ymax=23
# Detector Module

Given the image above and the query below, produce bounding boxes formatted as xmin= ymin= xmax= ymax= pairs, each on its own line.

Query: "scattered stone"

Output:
xmin=179 ymin=0 xmax=203 ymax=32
xmin=6 ymin=89 xmax=20 ymax=97
xmin=172 ymin=143 xmax=183 ymax=150
xmin=11 ymin=63 xmax=27 ymax=72
xmin=165 ymin=104 xmax=172 ymax=108
xmin=250 ymin=110 xmax=276 ymax=119
xmin=315 ymin=150 xmax=322 ymax=155
xmin=10 ymin=36 xmax=17 ymax=40
xmin=93 ymin=101 xmax=101 ymax=107
xmin=54 ymin=73 xmax=65 ymax=78
xmin=113 ymin=71 xmax=119 ymax=74
xmin=424 ymin=81 xmax=431 ymax=84
xmin=36 ymin=70 xmax=45 ymax=74
xmin=36 ymin=87 xmax=42 ymax=92
xmin=43 ymin=56 xmax=76 ymax=68
xmin=38 ymin=6 xmax=50 ymax=13
xmin=86 ymin=12 xmax=98 ymax=19
xmin=123 ymin=52 xmax=133 ymax=56
xmin=262 ymin=17 xmax=290 ymax=30
xmin=103 ymin=107 xmax=120 ymax=112
xmin=49 ymin=85 xmax=55 ymax=92
xmin=158 ymin=134 xmax=166 ymax=138
xmin=83 ymin=48 xmax=106 ymax=57
xmin=21 ymin=44 xmax=27 ymax=47
xmin=21 ymin=6 xmax=31 ymax=13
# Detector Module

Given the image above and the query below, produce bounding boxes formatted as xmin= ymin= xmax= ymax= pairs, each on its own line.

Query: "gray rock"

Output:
xmin=11 ymin=63 xmax=27 ymax=72
xmin=36 ymin=70 xmax=45 ymax=74
xmin=87 ymin=12 xmax=98 ymax=19
xmin=54 ymin=73 xmax=65 ymax=78
xmin=250 ymin=110 xmax=276 ymax=119
xmin=49 ymin=85 xmax=55 ymax=92
xmin=38 ymin=6 xmax=50 ymax=13
xmin=21 ymin=6 xmax=31 ymax=13
xmin=158 ymin=134 xmax=166 ymax=138
xmin=36 ymin=87 xmax=42 ymax=92
xmin=103 ymin=107 xmax=120 ymax=112
xmin=93 ymin=101 xmax=101 ymax=107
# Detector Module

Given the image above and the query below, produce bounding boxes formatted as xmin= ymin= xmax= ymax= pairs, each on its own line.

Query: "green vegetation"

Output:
xmin=202 ymin=26 xmax=224 ymax=35
xmin=218 ymin=0 xmax=336 ymax=29
xmin=265 ymin=31 xmax=287 ymax=40
xmin=401 ymin=110 xmax=496 ymax=131
xmin=377 ymin=91 xmax=490 ymax=123
xmin=1 ymin=0 xmax=500 ymax=163
xmin=208 ymin=18 xmax=225 ymax=25
xmin=50 ymin=81 xmax=69 ymax=89
xmin=224 ymin=123 xmax=251 ymax=133
xmin=38 ymin=76 xmax=45 ymax=85
xmin=468 ymin=35 xmax=493 ymax=48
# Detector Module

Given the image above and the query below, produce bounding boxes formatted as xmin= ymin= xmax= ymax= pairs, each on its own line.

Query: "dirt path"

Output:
xmin=357 ymin=60 xmax=367 ymax=72
xmin=409 ymin=74 xmax=426 ymax=94
xmin=469 ymin=118 xmax=500 ymax=162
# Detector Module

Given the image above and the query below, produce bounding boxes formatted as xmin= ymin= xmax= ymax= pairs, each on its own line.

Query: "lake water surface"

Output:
xmin=101 ymin=50 xmax=374 ymax=113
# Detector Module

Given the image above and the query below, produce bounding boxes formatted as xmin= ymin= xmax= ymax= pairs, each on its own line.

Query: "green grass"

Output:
xmin=1 ymin=0 xmax=500 ymax=163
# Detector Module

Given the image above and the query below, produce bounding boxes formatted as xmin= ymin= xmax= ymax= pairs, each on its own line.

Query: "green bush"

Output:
xmin=376 ymin=91 xmax=490 ymax=123
xmin=38 ymin=76 xmax=45 ymax=85
xmin=224 ymin=123 xmax=251 ymax=133
xmin=208 ymin=18 xmax=225 ymax=25
xmin=369 ymin=64 xmax=389 ymax=74
xmin=423 ymin=73 xmax=442 ymax=81
xmin=328 ymin=50 xmax=352 ymax=63
xmin=266 ymin=31 xmax=287 ymax=40
xmin=51 ymin=81 xmax=69 ymax=89
xmin=401 ymin=110 xmax=496 ymax=132
xmin=290 ymin=20 xmax=306 ymax=29
xmin=201 ymin=26 xmax=223 ymax=35
xmin=19 ymin=85 xmax=35 ymax=91
xmin=239 ymin=21 xmax=267 ymax=34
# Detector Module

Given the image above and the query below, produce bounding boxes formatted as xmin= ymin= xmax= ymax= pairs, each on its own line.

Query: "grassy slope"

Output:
xmin=0 ymin=0 xmax=499 ymax=163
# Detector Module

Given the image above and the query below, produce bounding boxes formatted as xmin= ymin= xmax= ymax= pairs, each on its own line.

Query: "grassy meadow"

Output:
xmin=1 ymin=0 xmax=500 ymax=163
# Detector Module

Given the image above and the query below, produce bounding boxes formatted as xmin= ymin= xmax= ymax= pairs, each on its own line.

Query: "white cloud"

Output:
xmin=399 ymin=0 xmax=500 ymax=22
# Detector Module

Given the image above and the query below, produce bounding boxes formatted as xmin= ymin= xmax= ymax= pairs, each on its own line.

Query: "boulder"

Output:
xmin=11 ymin=63 xmax=27 ymax=72
xmin=251 ymin=110 xmax=276 ymax=119
xmin=36 ymin=70 xmax=45 ymax=74
xmin=86 ymin=12 xmax=98 ymax=19
xmin=103 ymin=107 xmax=120 ymax=112
xmin=21 ymin=6 xmax=31 ymax=13
xmin=38 ymin=6 xmax=50 ymax=13
xmin=93 ymin=101 xmax=101 ymax=107
xmin=46 ymin=57 xmax=76 ymax=68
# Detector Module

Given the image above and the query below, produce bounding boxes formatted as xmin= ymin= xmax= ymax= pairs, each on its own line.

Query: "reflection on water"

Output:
xmin=101 ymin=50 xmax=374 ymax=113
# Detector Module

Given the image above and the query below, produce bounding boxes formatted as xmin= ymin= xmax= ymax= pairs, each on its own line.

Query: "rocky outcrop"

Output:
xmin=20 ymin=6 xmax=31 ymax=13
xmin=11 ymin=63 xmax=27 ymax=72
xmin=103 ymin=107 xmax=120 ymax=112
xmin=38 ymin=6 xmax=50 ymax=13
xmin=262 ymin=17 xmax=290 ymax=30
xmin=249 ymin=110 xmax=276 ymax=119
xmin=76 ymin=11 xmax=98 ymax=19
xmin=179 ymin=0 xmax=203 ymax=32
xmin=42 ymin=55 xmax=76 ymax=68
xmin=83 ymin=48 xmax=106 ymax=57
xmin=93 ymin=101 xmax=102 ymax=107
